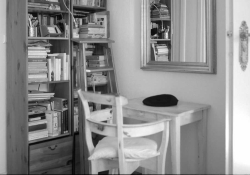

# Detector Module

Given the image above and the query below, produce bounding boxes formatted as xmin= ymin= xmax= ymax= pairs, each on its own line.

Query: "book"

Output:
xmin=29 ymin=120 xmax=47 ymax=132
xmin=47 ymin=54 xmax=58 ymax=81
xmin=28 ymin=58 xmax=47 ymax=62
xmin=54 ymin=53 xmax=67 ymax=80
xmin=55 ymin=109 xmax=69 ymax=134
xmin=29 ymin=112 xmax=46 ymax=120
xmin=46 ymin=111 xmax=60 ymax=137
xmin=86 ymin=55 xmax=105 ymax=61
xmin=29 ymin=129 xmax=49 ymax=141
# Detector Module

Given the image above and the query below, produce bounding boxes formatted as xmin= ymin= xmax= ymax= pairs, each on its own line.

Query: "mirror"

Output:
xmin=141 ymin=0 xmax=216 ymax=73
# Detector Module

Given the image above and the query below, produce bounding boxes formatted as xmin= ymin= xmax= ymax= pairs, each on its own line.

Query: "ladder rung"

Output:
xmin=86 ymin=67 xmax=114 ymax=73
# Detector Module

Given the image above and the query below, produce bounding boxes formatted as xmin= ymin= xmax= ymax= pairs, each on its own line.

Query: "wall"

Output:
xmin=0 ymin=0 xmax=6 ymax=174
xmin=107 ymin=0 xmax=226 ymax=174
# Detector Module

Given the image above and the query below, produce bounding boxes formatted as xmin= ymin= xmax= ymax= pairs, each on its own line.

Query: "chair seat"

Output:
xmin=89 ymin=137 xmax=159 ymax=161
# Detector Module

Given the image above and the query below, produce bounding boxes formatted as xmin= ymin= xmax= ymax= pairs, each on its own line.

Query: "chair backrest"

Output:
xmin=77 ymin=90 xmax=170 ymax=167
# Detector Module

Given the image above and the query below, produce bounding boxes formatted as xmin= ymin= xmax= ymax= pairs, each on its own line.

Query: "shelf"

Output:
xmin=73 ymin=5 xmax=106 ymax=12
xmin=28 ymin=8 xmax=69 ymax=14
xmin=151 ymin=17 xmax=171 ymax=22
xmin=86 ymin=66 xmax=114 ymax=73
xmin=151 ymin=39 xmax=171 ymax=41
xmin=72 ymin=38 xmax=114 ymax=44
xmin=28 ymin=37 xmax=69 ymax=40
xmin=29 ymin=133 xmax=70 ymax=145
xmin=28 ymin=80 xmax=70 ymax=85
xmin=87 ymin=82 xmax=107 ymax=87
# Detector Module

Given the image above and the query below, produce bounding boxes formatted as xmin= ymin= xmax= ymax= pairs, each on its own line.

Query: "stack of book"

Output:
xmin=87 ymin=72 xmax=108 ymax=86
xmin=28 ymin=46 xmax=50 ymax=83
xmin=28 ymin=0 xmax=61 ymax=10
xmin=28 ymin=90 xmax=55 ymax=102
xmin=79 ymin=23 xmax=105 ymax=38
xmin=73 ymin=9 xmax=89 ymax=27
xmin=151 ymin=3 xmax=170 ymax=19
xmin=47 ymin=53 xmax=70 ymax=81
xmin=152 ymin=44 xmax=169 ymax=61
xmin=72 ymin=0 xmax=105 ymax=7
xmin=46 ymin=98 xmax=69 ymax=136
xmin=87 ymin=55 xmax=106 ymax=68
xmin=85 ymin=44 xmax=95 ymax=56
xmin=28 ymin=112 xmax=48 ymax=141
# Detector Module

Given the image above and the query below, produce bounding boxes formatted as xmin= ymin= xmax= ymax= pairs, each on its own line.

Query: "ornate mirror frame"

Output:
xmin=141 ymin=0 xmax=217 ymax=74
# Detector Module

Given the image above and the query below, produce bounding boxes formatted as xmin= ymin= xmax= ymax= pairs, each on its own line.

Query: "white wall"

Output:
xmin=107 ymin=0 xmax=226 ymax=174
xmin=0 ymin=0 xmax=6 ymax=174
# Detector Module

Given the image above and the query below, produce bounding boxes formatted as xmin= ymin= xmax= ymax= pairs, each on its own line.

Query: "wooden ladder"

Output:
xmin=73 ymin=38 xmax=118 ymax=95
xmin=72 ymin=38 xmax=118 ymax=174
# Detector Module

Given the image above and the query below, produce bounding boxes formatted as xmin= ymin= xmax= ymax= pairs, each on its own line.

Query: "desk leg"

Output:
xmin=197 ymin=110 xmax=208 ymax=174
xmin=170 ymin=117 xmax=181 ymax=174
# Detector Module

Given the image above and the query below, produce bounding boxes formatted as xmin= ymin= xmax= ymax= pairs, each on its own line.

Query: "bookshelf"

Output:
xmin=7 ymin=0 xmax=110 ymax=174
xmin=150 ymin=0 xmax=172 ymax=62
xmin=27 ymin=0 xmax=73 ymax=174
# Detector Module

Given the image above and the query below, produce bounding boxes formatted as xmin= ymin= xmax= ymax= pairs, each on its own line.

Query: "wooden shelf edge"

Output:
xmin=73 ymin=5 xmax=106 ymax=11
xmin=28 ymin=80 xmax=70 ymax=85
xmin=29 ymin=133 xmax=71 ymax=145
xmin=72 ymin=38 xmax=114 ymax=43
xmin=28 ymin=37 xmax=69 ymax=40
xmin=86 ymin=66 xmax=114 ymax=73
xmin=28 ymin=8 xmax=69 ymax=14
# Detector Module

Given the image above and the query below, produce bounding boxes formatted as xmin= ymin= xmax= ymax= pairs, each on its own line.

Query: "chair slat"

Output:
xmin=90 ymin=108 xmax=113 ymax=122
xmin=87 ymin=119 xmax=117 ymax=137
xmin=123 ymin=119 xmax=168 ymax=138
xmin=78 ymin=90 xmax=128 ymax=106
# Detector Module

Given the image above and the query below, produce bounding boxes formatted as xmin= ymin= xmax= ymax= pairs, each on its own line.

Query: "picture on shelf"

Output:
xmin=94 ymin=11 xmax=110 ymax=38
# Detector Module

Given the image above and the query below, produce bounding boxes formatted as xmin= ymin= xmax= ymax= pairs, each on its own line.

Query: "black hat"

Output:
xmin=143 ymin=94 xmax=178 ymax=107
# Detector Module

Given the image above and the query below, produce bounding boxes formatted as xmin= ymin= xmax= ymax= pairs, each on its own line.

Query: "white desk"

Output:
xmin=123 ymin=97 xmax=210 ymax=174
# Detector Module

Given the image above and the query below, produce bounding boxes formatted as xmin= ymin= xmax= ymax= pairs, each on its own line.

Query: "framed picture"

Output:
xmin=94 ymin=11 xmax=110 ymax=38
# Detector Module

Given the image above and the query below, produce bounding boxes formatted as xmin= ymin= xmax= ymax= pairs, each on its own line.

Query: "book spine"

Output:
xmin=29 ymin=123 xmax=47 ymax=132
xmin=61 ymin=111 xmax=64 ymax=134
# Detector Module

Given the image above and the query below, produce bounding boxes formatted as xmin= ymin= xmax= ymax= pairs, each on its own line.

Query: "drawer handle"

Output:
xmin=48 ymin=145 xmax=58 ymax=150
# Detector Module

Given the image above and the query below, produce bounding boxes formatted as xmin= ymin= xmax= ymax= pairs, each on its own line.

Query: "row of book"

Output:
xmin=72 ymin=0 xmax=105 ymax=7
xmin=151 ymin=3 xmax=170 ymax=18
xmin=28 ymin=46 xmax=70 ymax=83
xmin=79 ymin=23 xmax=105 ymax=39
xmin=87 ymin=55 xmax=106 ymax=67
xmin=152 ymin=43 xmax=169 ymax=61
xmin=28 ymin=0 xmax=61 ymax=10
xmin=47 ymin=53 xmax=70 ymax=81
xmin=28 ymin=90 xmax=55 ymax=102
xmin=28 ymin=46 xmax=50 ymax=83
xmin=28 ymin=97 xmax=69 ymax=141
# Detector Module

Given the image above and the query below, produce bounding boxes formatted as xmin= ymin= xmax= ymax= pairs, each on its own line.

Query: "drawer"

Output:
xmin=29 ymin=137 xmax=73 ymax=174
xmin=31 ymin=165 xmax=72 ymax=174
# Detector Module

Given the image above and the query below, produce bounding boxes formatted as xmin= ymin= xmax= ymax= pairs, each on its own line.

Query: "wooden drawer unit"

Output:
xmin=29 ymin=137 xmax=73 ymax=174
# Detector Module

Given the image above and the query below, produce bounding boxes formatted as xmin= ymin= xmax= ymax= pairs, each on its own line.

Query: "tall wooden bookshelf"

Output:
xmin=7 ymin=0 xmax=111 ymax=174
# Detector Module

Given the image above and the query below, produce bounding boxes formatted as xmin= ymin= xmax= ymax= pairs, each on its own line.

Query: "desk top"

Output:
xmin=123 ymin=97 xmax=211 ymax=117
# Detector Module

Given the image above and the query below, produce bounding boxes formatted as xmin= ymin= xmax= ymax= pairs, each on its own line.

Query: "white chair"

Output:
xmin=77 ymin=90 xmax=171 ymax=174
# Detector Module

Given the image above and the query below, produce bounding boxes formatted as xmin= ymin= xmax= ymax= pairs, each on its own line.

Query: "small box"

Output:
xmin=51 ymin=97 xmax=68 ymax=111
